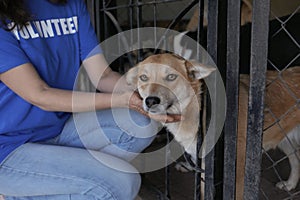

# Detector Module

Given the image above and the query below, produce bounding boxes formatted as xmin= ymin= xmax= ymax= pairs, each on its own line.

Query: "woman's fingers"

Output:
xmin=148 ymin=113 xmax=182 ymax=123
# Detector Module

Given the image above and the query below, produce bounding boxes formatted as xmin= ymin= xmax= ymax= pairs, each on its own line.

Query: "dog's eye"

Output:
xmin=166 ymin=74 xmax=178 ymax=81
xmin=139 ymin=74 xmax=148 ymax=82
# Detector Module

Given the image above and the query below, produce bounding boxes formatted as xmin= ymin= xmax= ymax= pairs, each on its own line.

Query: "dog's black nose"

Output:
xmin=145 ymin=96 xmax=161 ymax=108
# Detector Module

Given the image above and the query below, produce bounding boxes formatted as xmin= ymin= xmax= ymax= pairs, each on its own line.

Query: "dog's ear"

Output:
xmin=186 ymin=60 xmax=216 ymax=80
xmin=125 ymin=66 xmax=139 ymax=89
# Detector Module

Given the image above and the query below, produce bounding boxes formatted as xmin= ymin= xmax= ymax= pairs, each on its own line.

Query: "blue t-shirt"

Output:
xmin=0 ymin=0 xmax=101 ymax=163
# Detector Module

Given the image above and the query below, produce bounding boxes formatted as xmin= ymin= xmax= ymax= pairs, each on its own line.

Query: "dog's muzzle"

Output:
xmin=145 ymin=96 xmax=161 ymax=108
xmin=144 ymin=96 xmax=174 ymax=114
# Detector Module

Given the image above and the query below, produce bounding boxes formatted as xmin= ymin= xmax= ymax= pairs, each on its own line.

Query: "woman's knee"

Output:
xmin=119 ymin=172 xmax=141 ymax=200
xmin=125 ymin=109 xmax=161 ymax=138
xmin=99 ymin=108 xmax=160 ymax=143
xmin=91 ymin=172 xmax=141 ymax=200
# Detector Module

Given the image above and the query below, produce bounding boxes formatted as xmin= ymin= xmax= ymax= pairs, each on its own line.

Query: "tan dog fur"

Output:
xmin=236 ymin=66 xmax=300 ymax=199
xmin=126 ymin=53 xmax=215 ymax=160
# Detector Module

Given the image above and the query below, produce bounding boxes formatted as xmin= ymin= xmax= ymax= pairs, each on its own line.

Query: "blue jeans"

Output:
xmin=0 ymin=109 xmax=159 ymax=200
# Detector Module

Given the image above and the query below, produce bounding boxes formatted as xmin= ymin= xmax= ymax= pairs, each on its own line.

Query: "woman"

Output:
xmin=0 ymin=0 xmax=180 ymax=199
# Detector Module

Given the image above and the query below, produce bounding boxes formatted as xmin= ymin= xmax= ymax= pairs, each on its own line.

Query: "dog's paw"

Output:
xmin=276 ymin=181 xmax=297 ymax=191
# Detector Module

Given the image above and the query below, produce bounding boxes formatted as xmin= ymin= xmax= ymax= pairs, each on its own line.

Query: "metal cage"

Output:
xmin=85 ymin=0 xmax=300 ymax=199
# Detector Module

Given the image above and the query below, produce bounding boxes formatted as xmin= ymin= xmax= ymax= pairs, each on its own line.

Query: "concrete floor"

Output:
xmin=138 ymin=159 xmax=196 ymax=200
xmin=137 ymin=137 xmax=300 ymax=200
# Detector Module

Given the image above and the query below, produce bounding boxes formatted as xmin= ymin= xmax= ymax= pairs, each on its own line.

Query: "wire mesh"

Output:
xmin=260 ymin=2 xmax=300 ymax=199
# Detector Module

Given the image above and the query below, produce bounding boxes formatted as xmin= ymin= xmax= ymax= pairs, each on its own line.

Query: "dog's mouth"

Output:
xmin=144 ymin=103 xmax=174 ymax=114
xmin=143 ymin=96 xmax=178 ymax=115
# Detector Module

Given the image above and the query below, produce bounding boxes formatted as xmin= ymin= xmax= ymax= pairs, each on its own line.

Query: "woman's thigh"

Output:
xmin=0 ymin=143 xmax=141 ymax=200
xmin=55 ymin=109 xmax=161 ymax=161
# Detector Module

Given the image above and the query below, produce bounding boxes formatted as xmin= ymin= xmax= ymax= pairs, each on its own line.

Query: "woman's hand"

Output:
xmin=148 ymin=112 xmax=183 ymax=123
xmin=124 ymin=91 xmax=182 ymax=123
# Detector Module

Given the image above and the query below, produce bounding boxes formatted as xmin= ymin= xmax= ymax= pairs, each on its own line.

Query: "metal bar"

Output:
xmin=128 ymin=0 xmax=134 ymax=59
xmin=153 ymin=0 xmax=157 ymax=46
xmin=95 ymin=0 xmax=101 ymax=41
xmin=102 ymin=0 xmax=109 ymax=40
xmin=165 ymin=130 xmax=171 ymax=200
xmin=195 ymin=131 xmax=203 ymax=200
xmin=223 ymin=0 xmax=240 ymax=199
xmin=243 ymin=0 xmax=270 ymax=199
xmin=195 ymin=92 xmax=205 ymax=200
xmin=196 ymin=0 xmax=205 ymax=57
xmin=128 ymin=0 xmax=133 ymax=30
xmin=214 ymin=1 xmax=227 ymax=198
xmin=136 ymin=0 xmax=142 ymax=62
xmin=207 ymin=0 xmax=218 ymax=62
xmin=205 ymin=0 xmax=219 ymax=199
xmin=195 ymin=1 xmax=205 ymax=200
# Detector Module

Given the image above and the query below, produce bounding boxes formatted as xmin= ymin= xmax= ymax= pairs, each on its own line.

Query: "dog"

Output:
xmin=125 ymin=53 xmax=215 ymax=161
xmin=125 ymin=53 xmax=300 ymax=199
xmin=236 ymin=66 xmax=300 ymax=199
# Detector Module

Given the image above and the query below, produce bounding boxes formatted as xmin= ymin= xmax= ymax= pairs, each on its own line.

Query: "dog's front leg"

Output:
xmin=276 ymin=150 xmax=300 ymax=191
xmin=275 ymin=129 xmax=300 ymax=192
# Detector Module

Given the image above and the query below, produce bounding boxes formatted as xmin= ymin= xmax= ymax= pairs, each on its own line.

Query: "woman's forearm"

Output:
xmin=35 ymin=87 xmax=126 ymax=112
xmin=82 ymin=54 xmax=132 ymax=93
xmin=97 ymin=71 xmax=133 ymax=93
xmin=0 ymin=62 xmax=130 ymax=113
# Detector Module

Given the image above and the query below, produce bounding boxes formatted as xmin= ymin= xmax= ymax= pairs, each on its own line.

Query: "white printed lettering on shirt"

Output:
xmin=7 ymin=23 xmax=20 ymax=40
xmin=51 ymin=19 xmax=62 ymax=35
xmin=41 ymin=20 xmax=55 ymax=38
xmin=59 ymin=19 xmax=69 ymax=35
xmin=73 ymin=16 xmax=78 ymax=31
xmin=33 ymin=21 xmax=44 ymax=37
xmin=26 ymin=24 xmax=39 ymax=39
xmin=67 ymin=17 xmax=76 ymax=34
xmin=19 ymin=26 xmax=30 ymax=39
xmin=9 ymin=16 xmax=79 ymax=40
